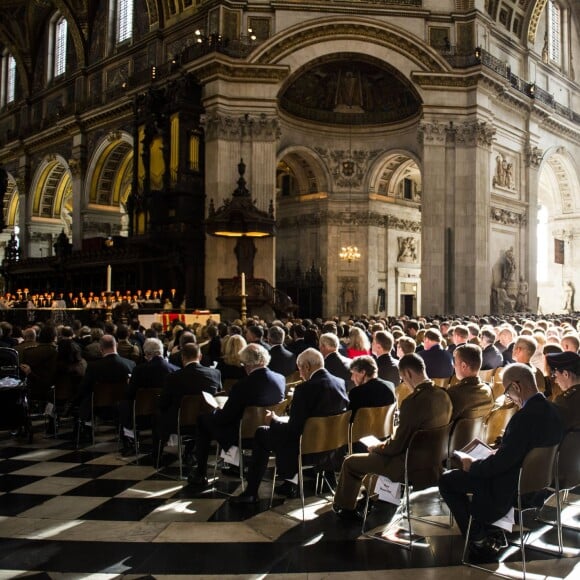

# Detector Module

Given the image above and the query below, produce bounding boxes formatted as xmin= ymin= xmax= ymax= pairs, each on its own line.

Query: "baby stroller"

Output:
xmin=0 ymin=347 xmax=32 ymax=442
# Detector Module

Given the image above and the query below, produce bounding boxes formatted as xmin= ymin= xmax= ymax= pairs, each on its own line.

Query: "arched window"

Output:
xmin=0 ymin=51 xmax=16 ymax=106
xmin=47 ymin=13 xmax=68 ymax=82
xmin=548 ymin=0 xmax=562 ymax=65
xmin=116 ymin=0 xmax=134 ymax=44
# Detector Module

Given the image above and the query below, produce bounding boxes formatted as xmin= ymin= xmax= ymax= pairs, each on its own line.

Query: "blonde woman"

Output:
xmin=217 ymin=334 xmax=247 ymax=380
xmin=346 ymin=326 xmax=371 ymax=358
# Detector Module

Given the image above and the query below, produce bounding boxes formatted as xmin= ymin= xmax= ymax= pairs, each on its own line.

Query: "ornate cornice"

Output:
xmin=490 ymin=206 xmax=528 ymax=227
xmin=278 ymin=210 xmax=421 ymax=232
xmin=254 ymin=21 xmax=446 ymax=74
xmin=202 ymin=113 xmax=281 ymax=142
xmin=193 ymin=60 xmax=289 ymax=84
xmin=412 ymin=72 xmax=482 ymax=88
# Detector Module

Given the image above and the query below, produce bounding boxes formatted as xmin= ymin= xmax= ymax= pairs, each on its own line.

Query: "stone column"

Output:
xmin=524 ymin=142 xmax=543 ymax=310
xmin=453 ymin=120 xmax=495 ymax=314
xmin=203 ymin=111 xmax=280 ymax=309
xmin=70 ymin=134 xmax=86 ymax=251
xmin=16 ymin=156 xmax=30 ymax=258
xmin=418 ymin=121 xmax=449 ymax=314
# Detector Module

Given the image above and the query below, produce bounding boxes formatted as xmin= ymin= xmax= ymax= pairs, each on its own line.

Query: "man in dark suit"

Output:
xmin=348 ymin=355 xmax=395 ymax=418
xmin=287 ymin=324 xmax=308 ymax=355
xmin=77 ymin=334 xmax=136 ymax=423
xmin=119 ymin=337 xmax=179 ymax=454
xmin=320 ymin=332 xmax=353 ymax=390
xmin=372 ymin=330 xmax=401 ymax=386
xmin=154 ymin=342 xmax=221 ymax=459
xmin=439 ymin=363 xmax=563 ymax=557
xmin=190 ymin=343 xmax=285 ymax=487
xmin=480 ymin=328 xmax=503 ymax=370
xmin=230 ymin=348 xmax=348 ymax=503
xmin=267 ymin=325 xmax=297 ymax=377
xmin=418 ymin=328 xmax=454 ymax=379
xmin=246 ymin=325 xmax=271 ymax=351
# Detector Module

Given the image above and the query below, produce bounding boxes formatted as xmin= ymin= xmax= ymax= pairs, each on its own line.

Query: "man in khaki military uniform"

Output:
xmin=546 ymin=351 xmax=580 ymax=430
xmin=513 ymin=335 xmax=546 ymax=393
xmin=333 ymin=353 xmax=452 ymax=519
xmin=448 ymin=344 xmax=494 ymax=421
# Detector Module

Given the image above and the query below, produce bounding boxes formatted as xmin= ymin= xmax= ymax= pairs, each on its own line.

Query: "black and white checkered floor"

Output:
xmin=0 ymin=422 xmax=579 ymax=579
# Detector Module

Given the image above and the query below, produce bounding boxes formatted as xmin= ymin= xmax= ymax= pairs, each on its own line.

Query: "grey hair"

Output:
xmin=143 ymin=337 xmax=163 ymax=357
xmin=239 ymin=343 xmax=271 ymax=367
xmin=319 ymin=332 xmax=340 ymax=350
xmin=297 ymin=348 xmax=324 ymax=371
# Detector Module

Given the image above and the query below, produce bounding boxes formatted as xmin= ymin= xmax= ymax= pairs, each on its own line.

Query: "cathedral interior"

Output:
xmin=0 ymin=2 xmax=579 ymax=578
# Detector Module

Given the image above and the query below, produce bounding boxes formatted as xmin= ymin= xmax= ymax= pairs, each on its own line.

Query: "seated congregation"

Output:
xmin=1 ymin=311 xmax=579 ymax=569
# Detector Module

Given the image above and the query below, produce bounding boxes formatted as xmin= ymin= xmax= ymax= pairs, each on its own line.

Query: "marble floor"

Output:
xmin=0 ymin=422 xmax=579 ymax=579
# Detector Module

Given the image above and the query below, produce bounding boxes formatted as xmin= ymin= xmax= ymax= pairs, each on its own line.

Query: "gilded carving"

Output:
xmin=527 ymin=0 xmax=549 ymax=44
xmin=68 ymin=158 xmax=82 ymax=177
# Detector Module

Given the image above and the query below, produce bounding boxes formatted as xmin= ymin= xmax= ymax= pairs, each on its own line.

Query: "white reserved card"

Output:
xmin=492 ymin=507 xmax=514 ymax=532
xmin=220 ymin=445 xmax=240 ymax=467
xmin=374 ymin=475 xmax=402 ymax=506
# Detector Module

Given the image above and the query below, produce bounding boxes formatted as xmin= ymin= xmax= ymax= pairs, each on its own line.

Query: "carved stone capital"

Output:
xmin=525 ymin=145 xmax=544 ymax=168
xmin=456 ymin=121 xmax=495 ymax=148
xmin=417 ymin=121 xmax=447 ymax=144
xmin=68 ymin=158 xmax=83 ymax=177
xmin=202 ymin=113 xmax=281 ymax=142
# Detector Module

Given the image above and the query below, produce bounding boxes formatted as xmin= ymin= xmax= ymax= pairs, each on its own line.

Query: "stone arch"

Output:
xmin=29 ymin=154 xmax=71 ymax=219
xmin=85 ymin=131 xmax=133 ymax=207
xmin=367 ymin=150 xmax=423 ymax=201
xmin=2 ymin=172 xmax=19 ymax=228
xmin=527 ymin=0 xmax=550 ymax=44
xmin=251 ymin=17 xmax=450 ymax=88
xmin=536 ymin=146 xmax=580 ymax=313
xmin=276 ymin=146 xmax=330 ymax=197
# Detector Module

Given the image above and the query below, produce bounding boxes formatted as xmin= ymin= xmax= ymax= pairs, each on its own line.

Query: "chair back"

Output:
xmin=432 ymin=377 xmax=450 ymax=389
xmin=53 ymin=375 xmax=79 ymax=402
xmin=405 ymin=422 xmax=453 ymax=490
xmin=448 ymin=374 xmax=459 ymax=388
xmin=350 ymin=405 xmax=395 ymax=450
xmin=300 ymin=410 xmax=352 ymax=455
xmin=286 ymin=370 xmax=301 ymax=384
xmin=0 ymin=347 xmax=19 ymax=379
xmin=285 ymin=379 xmax=303 ymax=396
xmin=93 ymin=381 xmax=127 ymax=407
xmin=478 ymin=368 xmax=495 ymax=383
xmin=482 ymin=404 xmax=517 ymax=445
xmin=519 ymin=444 xmax=559 ymax=496
xmin=239 ymin=399 xmax=290 ymax=439
xmin=556 ymin=430 xmax=580 ymax=491
xmin=395 ymin=382 xmax=413 ymax=407
xmin=178 ymin=394 xmax=212 ymax=430
xmin=448 ymin=416 xmax=485 ymax=456
xmin=134 ymin=388 xmax=163 ymax=417
xmin=491 ymin=367 xmax=505 ymax=400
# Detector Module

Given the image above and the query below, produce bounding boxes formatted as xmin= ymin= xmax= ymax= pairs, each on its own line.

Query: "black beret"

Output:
xmin=545 ymin=351 xmax=580 ymax=373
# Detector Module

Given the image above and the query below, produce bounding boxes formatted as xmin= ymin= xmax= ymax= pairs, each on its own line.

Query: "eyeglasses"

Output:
xmin=504 ymin=381 xmax=518 ymax=399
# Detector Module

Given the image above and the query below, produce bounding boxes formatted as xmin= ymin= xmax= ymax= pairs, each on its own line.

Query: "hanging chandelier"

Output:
xmin=339 ymin=125 xmax=361 ymax=263
xmin=339 ymin=245 xmax=361 ymax=263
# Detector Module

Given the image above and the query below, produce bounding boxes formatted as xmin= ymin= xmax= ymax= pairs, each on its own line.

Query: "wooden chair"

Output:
xmin=462 ymin=443 xmax=560 ymax=579
xmin=82 ymin=381 xmax=127 ymax=447
xmin=349 ymin=404 xmax=396 ymax=454
xmin=492 ymin=367 xmax=506 ymax=401
xmin=361 ymin=422 xmax=453 ymax=548
xmin=478 ymin=368 xmax=496 ymax=383
xmin=432 ymin=377 xmax=450 ymax=389
xmin=270 ymin=410 xmax=352 ymax=521
xmin=236 ymin=398 xmax=290 ymax=490
xmin=395 ymin=382 xmax=413 ymax=407
xmin=482 ymin=404 xmax=517 ymax=445
xmin=448 ymin=416 xmax=486 ymax=462
xmin=132 ymin=388 xmax=163 ymax=461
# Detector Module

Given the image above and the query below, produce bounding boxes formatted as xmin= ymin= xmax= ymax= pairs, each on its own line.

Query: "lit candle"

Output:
xmin=106 ymin=264 xmax=112 ymax=293
xmin=241 ymin=272 xmax=246 ymax=295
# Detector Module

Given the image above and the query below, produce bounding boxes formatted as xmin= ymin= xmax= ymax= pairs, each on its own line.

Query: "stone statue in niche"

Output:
xmin=564 ymin=281 xmax=575 ymax=313
xmin=515 ymin=277 xmax=529 ymax=311
xmin=501 ymin=246 xmax=517 ymax=285
xmin=493 ymin=153 xmax=516 ymax=190
xmin=494 ymin=283 xmax=516 ymax=314
xmin=341 ymin=281 xmax=358 ymax=314
xmin=397 ymin=236 xmax=418 ymax=263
